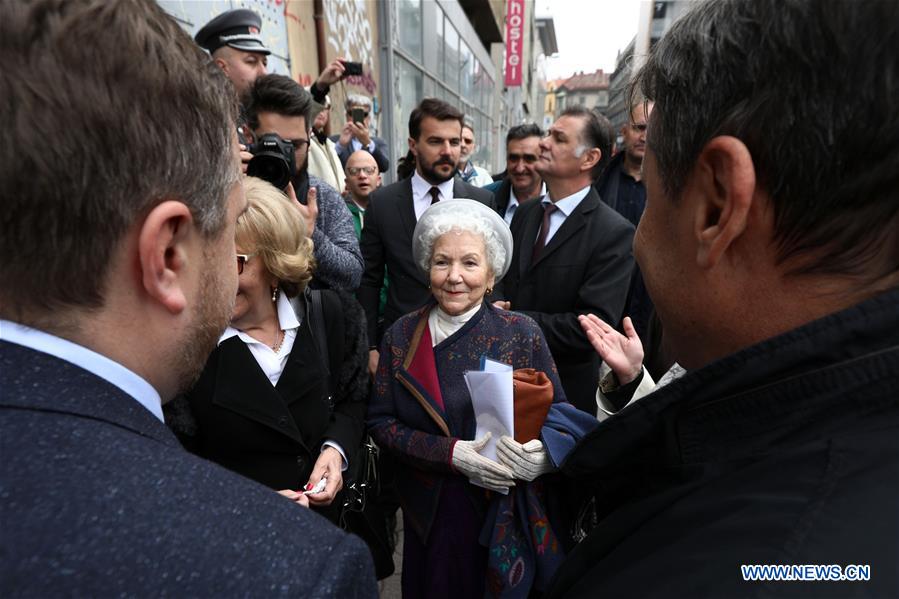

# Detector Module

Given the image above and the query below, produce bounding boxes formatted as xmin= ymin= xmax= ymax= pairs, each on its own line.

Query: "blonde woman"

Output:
xmin=177 ymin=177 xmax=368 ymax=521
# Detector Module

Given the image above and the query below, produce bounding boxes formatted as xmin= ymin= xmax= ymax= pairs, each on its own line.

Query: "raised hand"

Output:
xmin=579 ymin=314 xmax=644 ymax=385
xmin=286 ymin=183 xmax=317 ymax=238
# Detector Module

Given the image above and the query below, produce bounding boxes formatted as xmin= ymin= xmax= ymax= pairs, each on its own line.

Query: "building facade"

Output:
xmin=160 ymin=0 xmax=556 ymax=183
xmin=552 ymin=69 xmax=610 ymax=118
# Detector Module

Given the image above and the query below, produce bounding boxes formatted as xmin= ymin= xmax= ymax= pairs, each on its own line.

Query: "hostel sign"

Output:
xmin=504 ymin=0 xmax=524 ymax=86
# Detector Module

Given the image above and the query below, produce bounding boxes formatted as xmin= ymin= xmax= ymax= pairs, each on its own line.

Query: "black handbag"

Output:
xmin=307 ymin=289 xmax=396 ymax=580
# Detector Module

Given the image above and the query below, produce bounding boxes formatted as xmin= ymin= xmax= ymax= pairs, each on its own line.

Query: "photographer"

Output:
xmin=245 ymin=74 xmax=363 ymax=291
xmin=332 ymin=94 xmax=389 ymax=173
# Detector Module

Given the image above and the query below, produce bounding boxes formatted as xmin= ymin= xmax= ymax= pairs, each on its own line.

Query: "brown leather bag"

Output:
xmin=512 ymin=368 xmax=553 ymax=443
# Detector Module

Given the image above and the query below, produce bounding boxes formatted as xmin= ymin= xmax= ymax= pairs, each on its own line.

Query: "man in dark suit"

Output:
xmin=359 ymin=98 xmax=494 ymax=375
xmin=488 ymin=123 xmax=545 ymax=224
xmin=496 ymin=106 xmax=635 ymax=414
xmin=0 ymin=1 xmax=376 ymax=596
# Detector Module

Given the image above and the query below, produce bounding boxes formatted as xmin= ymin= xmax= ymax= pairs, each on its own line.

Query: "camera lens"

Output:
xmin=247 ymin=154 xmax=290 ymax=191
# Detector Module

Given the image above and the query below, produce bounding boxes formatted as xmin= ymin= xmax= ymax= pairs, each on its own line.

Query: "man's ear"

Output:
xmin=691 ymin=136 xmax=756 ymax=269
xmin=137 ymin=201 xmax=196 ymax=315
xmin=581 ymin=147 xmax=601 ymax=173
xmin=214 ymin=57 xmax=228 ymax=73
xmin=407 ymin=137 xmax=418 ymax=158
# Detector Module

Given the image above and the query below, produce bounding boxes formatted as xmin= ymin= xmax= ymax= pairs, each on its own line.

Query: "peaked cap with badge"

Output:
xmin=194 ymin=8 xmax=271 ymax=55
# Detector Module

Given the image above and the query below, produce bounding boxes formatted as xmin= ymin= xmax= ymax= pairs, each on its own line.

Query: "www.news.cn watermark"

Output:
xmin=741 ymin=564 xmax=871 ymax=582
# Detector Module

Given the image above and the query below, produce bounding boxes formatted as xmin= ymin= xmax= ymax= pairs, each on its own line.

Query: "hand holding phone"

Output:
xmin=351 ymin=107 xmax=366 ymax=125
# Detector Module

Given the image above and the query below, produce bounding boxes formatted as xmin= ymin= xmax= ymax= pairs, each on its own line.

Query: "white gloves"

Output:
xmin=451 ymin=433 xmax=516 ymax=492
xmin=496 ymin=436 xmax=556 ymax=481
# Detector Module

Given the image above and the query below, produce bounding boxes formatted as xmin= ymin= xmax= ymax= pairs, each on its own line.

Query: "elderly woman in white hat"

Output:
xmin=367 ymin=199 xmax=597 ymax=598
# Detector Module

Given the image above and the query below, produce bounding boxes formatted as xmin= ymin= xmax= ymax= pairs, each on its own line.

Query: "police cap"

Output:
xmin=194 ymin=9 xmax=271 ymax=55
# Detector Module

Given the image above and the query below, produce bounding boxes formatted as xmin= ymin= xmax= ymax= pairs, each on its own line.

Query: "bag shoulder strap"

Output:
xmin=307 ymin=288 xmax=332 ymax=395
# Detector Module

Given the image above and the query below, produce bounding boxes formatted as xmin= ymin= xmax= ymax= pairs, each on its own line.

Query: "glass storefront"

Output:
xmin=390 ymin=0 xmax=496 ymax=173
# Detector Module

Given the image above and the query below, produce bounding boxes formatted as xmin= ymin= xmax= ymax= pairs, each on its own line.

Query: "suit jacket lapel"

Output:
xmin=398 ymin=177 xmax=418 ymax=245
xmin=212 ymin=337 xmax=306 ymax=446
xmin=274 ymin=325 xmax=327 ymax=407
xmin=532 ymin=190 xmax=599 ymax=267
xmin=519 ymin=199 xmax=544 ymax=276
xmin=452 ymin=177 xmax=469 ymax=200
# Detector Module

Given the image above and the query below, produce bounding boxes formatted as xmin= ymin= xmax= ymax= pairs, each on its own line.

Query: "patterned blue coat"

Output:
xmin=368 ymin=302 xmax=569 ymax=541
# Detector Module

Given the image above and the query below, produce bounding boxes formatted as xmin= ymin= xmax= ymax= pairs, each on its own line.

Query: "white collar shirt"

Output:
xmin=505 ymin=182 xmax=546 ymax=224
xmin=0 ymin=319 xmax=164 ymax=422
xmin=411 ymin=171 xmax=455 ymax=220
xmin=540 ymin=184 xmax=591 ymax=244
xmin=218 ymin=292 xmax=301 ymax=387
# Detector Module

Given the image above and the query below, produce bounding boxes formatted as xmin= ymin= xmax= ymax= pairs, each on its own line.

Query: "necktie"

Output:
xmin=531 ymin=202 xmax=557 ymax=263
xmin=429 ymin=187 xmax=441 ymax=205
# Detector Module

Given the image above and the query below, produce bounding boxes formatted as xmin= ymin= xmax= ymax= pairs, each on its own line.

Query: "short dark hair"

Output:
xmin=631 ymin=0 xmax=899 ymax=280
xmin=506 ymin=123 xmax=543 ymax=145
xmin=0 ymin=0 xmax=237 ymax=322
xmin=560 ymin=106 xmax=613 ymax=179
xmin=245 ymin=74 xmax=313 ymax=130
xmin=409 ymin=98 xmax=464 ymax=141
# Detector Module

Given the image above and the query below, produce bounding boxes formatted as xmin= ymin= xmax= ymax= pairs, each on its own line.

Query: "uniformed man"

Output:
xmin=194 ymin=8 xmax=271 ymax=99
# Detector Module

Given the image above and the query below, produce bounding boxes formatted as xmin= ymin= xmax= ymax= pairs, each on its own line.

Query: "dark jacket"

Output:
xmin=594 ymin=151 xmax=648 ymax=228
xmin=0 ymin=339 xmax=376 ymax=597
xmin=547 ymin=287 xmax=899 ymax=598
xmin=357 ymin=176 xmax=495 ymax=345
xmin=173 ymin=289 xmax=368 ymax=521
xmin=330 ymin=134 xmax=390 ymax=173
xmin=497 ymin=187 xmax=635 ymax=413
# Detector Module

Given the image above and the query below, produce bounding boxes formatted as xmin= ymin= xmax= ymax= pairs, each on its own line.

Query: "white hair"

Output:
xmin=345 ymin=94 xmax=372 ymax=110
xmin=416 ymin=211 xmax=506 ymax=276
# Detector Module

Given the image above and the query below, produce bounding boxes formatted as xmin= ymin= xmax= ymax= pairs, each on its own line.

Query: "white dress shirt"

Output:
xmin=505 ymin=182 xmax=547 ymax=224
xmin=0 ymin=319 xmax=163 ymax=422
xmin=219 ymin=292 xmax=300 ymax=386
xmin=411 ymin=171 xmax=455 ymax=220
xmin=539 ymin=184 xmax=591 ymax=245
xmin=218 ymin=293 xmax=347 ymax=469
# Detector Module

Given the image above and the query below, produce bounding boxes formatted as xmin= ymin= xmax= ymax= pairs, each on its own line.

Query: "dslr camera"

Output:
xmin=246 ymin=133 xmax=296 ymax=191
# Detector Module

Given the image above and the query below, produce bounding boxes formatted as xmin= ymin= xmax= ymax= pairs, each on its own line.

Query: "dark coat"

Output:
xmin=490 ymin=177 xmax=543 ymax=222
xmin=330 ymin=134 xmax=390 ymax=173
xmin=357 ymin=176 xmax=495 ymax=345
xmin=178 ymin=289 xmax=367 ymax=521
xmin=491 ymin=177 xmax=513 ymax=218
xmin=497 ymin=187 xmax=635 ymax=413
xmin=0 ymin=340 xmax=376 ymax=597
xmin=546 ymin=287 xmax=899 ymax=598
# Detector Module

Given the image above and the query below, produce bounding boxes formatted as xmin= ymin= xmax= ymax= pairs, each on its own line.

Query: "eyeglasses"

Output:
xmin=508 ymin=153 xmax=539 ymax=165
xmin=346 ymin=166 xmax=377 ymax=176
xmin=285 ymin=138 xmax=310 ymax=151
xmin=236 ymin=252 xmax=257 ymax=275
xmin=347 ymin=110 xmax=370 ymax=118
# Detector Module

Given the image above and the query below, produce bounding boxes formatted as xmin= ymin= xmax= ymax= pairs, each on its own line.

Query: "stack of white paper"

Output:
xmin=463 ymin=357 xmax=515 ymax=493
